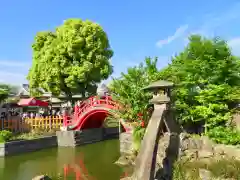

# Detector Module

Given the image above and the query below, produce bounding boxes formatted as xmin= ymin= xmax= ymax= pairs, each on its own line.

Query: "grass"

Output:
xmin=0 ymin=128 xmax=57 ymax=143
xmin=12 ymin=128 xmax=57 ymax=141
xmin=173 ymin=158 xmax=240 ymax=180
xmin=12 ymin=130 xmax=56 ymax=141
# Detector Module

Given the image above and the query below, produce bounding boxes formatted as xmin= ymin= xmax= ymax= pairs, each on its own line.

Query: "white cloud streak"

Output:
xmin=156 ymin=24 xmax=189 ymax=48
xmin=0 ymin=71 xmax=25 ymax=77
xmin=0 ymin=60 xmax=31 ymax=67
xmin=228 ymin=37 xmax=240 ymax=47
xmin=0 ymin=71 xmax=27 ymax=85
xmin=190 ymin=2 xmax=240 ymax=37
xmin=0 ymin=60 xmax=30 ymax=84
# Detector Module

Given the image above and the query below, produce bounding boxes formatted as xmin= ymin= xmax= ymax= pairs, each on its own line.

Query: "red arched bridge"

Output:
xmin=63 ymin=96 xmax=130 ymax=131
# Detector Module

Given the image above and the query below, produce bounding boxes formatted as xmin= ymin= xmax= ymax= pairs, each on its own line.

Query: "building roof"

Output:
xmin=97 ymin=83 xmax=109 ymax=94
xmin=11 ymin=83 xmax=110 ymax=98
xmin=18 ymin=97 xmax=49 ymax=107
xmin=11 ymin=84 xmax=83 ymax=98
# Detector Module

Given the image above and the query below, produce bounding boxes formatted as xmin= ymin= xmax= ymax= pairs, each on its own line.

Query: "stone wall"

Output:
xmin=119 ymin=132 xmax=133 ymax=154
xmin=57 ymin=127 xmax=119 ymax=147
xmin=232 ymin=113 xmax=240 ymax=130
xmin=157 ymin=132 xmax=240 ymax=164
xmin=104 ymin=127 xmax=119 ymax=139
xmin=0 ymin=136 xmax=57 ymax=157
xmin=154 ymin=133 xmax=240 ymax=179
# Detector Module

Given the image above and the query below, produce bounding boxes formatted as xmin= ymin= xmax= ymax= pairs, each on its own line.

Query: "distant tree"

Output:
xmin=27 ymin=18 xmax=114 ymax=100
xmin=0 ymin=84 xmax=10 ymax=102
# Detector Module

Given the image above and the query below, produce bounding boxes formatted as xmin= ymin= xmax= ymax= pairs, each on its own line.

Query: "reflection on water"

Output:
xmin=0 ymin=139 xmax=131 ymax=180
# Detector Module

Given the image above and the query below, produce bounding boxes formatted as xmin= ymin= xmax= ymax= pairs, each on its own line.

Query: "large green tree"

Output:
xmin=111 ymin=35 xmax=240 ymax=145
xmin=159 ymin=35 xmax=240 ymax=144
xmin=27 ymin=18 xmax=113 ymax=99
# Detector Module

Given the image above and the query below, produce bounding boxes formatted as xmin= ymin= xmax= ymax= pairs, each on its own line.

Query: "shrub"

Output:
xmin=206 ymin=126 xmax=240 ymax=145
xmin=0 ymin=130 xmax=13 ymax=142
xmin=132 ymin=126 xmax=146 ymax=152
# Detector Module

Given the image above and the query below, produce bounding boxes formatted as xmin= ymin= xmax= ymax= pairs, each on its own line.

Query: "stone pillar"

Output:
xmin=132 ymin=104 xmax=166 ymax=180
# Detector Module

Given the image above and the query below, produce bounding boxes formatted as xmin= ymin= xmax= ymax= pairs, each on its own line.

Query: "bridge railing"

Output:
xmin=79 ymin=97 xmax=118 ymax=113
xmin=64 ymin=96 xmax=119 ymax=126
xmin=0 ymin=116 xmax=63 ymax=132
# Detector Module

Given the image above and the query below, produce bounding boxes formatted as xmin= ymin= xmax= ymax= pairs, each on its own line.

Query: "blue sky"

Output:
xmin=1 ymin=0 xmax=240 ymax=85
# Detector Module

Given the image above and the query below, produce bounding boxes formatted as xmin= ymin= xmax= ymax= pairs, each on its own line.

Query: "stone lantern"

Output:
xmin=142 ymin=80 xmax=173 ymax=108
xmin=141 ymin=80 xmax=175 ymax=133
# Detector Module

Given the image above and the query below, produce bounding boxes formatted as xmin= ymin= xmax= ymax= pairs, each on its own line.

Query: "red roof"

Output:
xmin=18 ymin=97 xmax=49 ymax=107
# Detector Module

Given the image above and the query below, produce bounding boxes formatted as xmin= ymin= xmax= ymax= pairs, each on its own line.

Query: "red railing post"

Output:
xmin=63 ymin=114 xmax=67 ymax=126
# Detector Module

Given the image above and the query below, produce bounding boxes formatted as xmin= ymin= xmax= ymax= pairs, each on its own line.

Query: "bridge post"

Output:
xmin=132 ymin=80 xmax=174 ymax=180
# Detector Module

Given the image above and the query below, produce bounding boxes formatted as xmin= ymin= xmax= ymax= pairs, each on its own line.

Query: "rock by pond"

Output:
xmin=32 ymin=175 xmax=51 ymax=180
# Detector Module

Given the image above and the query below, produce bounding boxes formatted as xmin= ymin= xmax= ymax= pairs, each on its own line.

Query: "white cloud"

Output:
xmin=190 ymin=2 xmax=240 ymax=37
xmin=156 ymin=24 xmax=189 ymax=48
xmin=0 ymin=60 xmax=31 ymax=67
xmin=0 ymin=60 xmax=30 ymax=84
xmin=228 ymin=37 xmax=240 ymax=55
xmin=228 ymin=37 xmax=240 ymax=47
xmin=0 ymin=70 xmax=28 ymax=85
xmin=0 ymin=71 xmax=25 ymax=77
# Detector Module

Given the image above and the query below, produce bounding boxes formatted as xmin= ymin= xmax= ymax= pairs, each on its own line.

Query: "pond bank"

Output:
xmin=0 ymin=127 xmax=119 ymax=157
xmin=0 ymin=136 xmax=57 ymax=157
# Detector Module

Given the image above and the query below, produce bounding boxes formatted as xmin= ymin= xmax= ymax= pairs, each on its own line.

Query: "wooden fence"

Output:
xmin=0 ymin=116 xmax=64 ymax=132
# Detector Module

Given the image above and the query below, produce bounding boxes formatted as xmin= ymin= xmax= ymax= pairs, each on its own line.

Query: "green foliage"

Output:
xmin=132 ymin=126 xmax=146 ymax=152
xmin=27 ymin=18 xmax=113 ymax=98
xmin=173 ymin=158 xmax=240 ymax=180
xmin=6 ymin=96 xmax=20 ymax=103
xmin=109 ymin=35 xmax=240 ymax=146
xmin=158 ymin=35 xmax=240 ymax=145
xmin=0 ymin=83 xmax=11 ymax=102
xmin=109 ymin=57 xmax=160 ymax=122
xmin=0 ymin=130 xmax=13 ymax=142
xmin=206 ymin=126 xmax=240 ymax=145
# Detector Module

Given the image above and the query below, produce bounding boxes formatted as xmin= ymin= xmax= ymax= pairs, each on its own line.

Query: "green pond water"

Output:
xmin=0 ymin=139 xmax=131 ymax=180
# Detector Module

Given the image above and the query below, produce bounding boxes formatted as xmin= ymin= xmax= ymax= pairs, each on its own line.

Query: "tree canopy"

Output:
xmin=110 ymin=35 xmax=240 ymax=145
xmin=27 ymin=18 xmax=113 ymax=99
xmin=159 ymin=35 xmax=240 ymax=144
xmin=160 ymin=35 xmax=240 ymax=124
xmin=109 ymin=57 xmax=161 ymax=122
